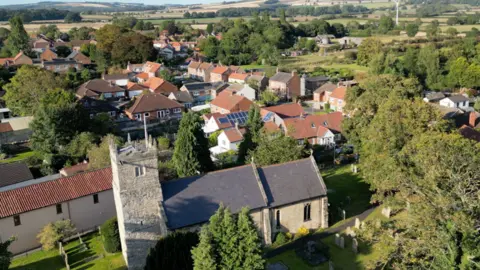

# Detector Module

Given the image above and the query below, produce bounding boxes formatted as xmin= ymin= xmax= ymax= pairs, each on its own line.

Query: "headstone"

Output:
xmin=361 ymin=221 xmax=365 ymax=229
xmin=342 ymin=210 xmax=346 ymax=220
xmin=353 ymin=165 xmax=358 ymax=174
xmin=354 ymin=218 xmax=360 ymax=229
xmin=352 ymin=238 xmax=358 ymax=254
xmin=329 ymin=260 xmax=334 ymax=270
xmin=335 ymin=233 xmax=340 ymax=246
xmin=339 ymin=237 xmax=345 ymax=249
xmin=345 ymin=226 xmax=353 ymax=236
xmin=381 ymin=207 xmax=391 ymax=218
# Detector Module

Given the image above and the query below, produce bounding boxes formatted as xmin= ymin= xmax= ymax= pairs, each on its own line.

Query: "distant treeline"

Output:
xmin=0 ymin=9 xmax=70 ymax=23
xmin=407 ymin=0 xmax=480 ymax=5
xmin=416 ymin=4 xmax=458 ymax=17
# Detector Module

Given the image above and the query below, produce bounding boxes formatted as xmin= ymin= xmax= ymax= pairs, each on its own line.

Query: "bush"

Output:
xmin=101 ymin=217 xmax=121 ymax=253
xmin=274 ymin=232 xmax=288 ymax=246
xmin=157 ymin=136 xmax=170 ymax=150
xmin=145 ymin=231 xmax=199 ymax=270
xmin=295 ymin=226 xmax=310 ymax=239
xmin=37 ymin=220 xmax=76 ymax=251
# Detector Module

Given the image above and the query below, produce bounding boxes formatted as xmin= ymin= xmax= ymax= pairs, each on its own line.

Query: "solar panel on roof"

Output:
xmin=219 ymin=118 xmax=229 ymax=124
xmin=262 ymin=112 xmax=273 ymax=122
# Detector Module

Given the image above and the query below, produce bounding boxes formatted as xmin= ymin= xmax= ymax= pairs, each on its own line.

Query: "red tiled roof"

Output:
xmin=144 ymin=61 xmax=162 ymax=74
xmin=0 ymin=122 xmax=13 ymax=133
xmin=60 ymin=162 xmax=89 ymax=176
xmin=0 ymin=58 xmax=13 ymax=66
xmin=0 ymin=168 xmax=112 ymax=218
xmin=262 ymin=103 xmax=305 ymax=119
xmin=211 ymin=90 xmax=253 ymax=112
xmin=143 ymin=77 xmax=178 ymax=94
xmin=283 ymin=117 xmax=331 ymax=140
xmin=212 ymin=66 xmax=229 ymax=75
xmin=330 ymin=86 xmax=347 ymax=100
xmin=136 ymin=72 xmax=149 ymax=80
xmin=126 ymin=82 xmax=148 ymax=91
xmin=224 ymin=128 xmax=245 ymax=142
xmin=263 ymin=121 xmax=280 ymax=132
xmin=127 ymin=93 xmax=183 ymax=114
xmin=229 ymin=73 xmax=249 ymax=81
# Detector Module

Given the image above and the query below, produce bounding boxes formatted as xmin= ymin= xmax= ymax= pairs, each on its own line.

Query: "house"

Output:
xmin=0 ymin=167 xmax=115 ymax=254
xmin=32 ymin=37 xmax=52 ymax=52
xmin=180 ymin=82 xmax=216 ymax=105
xmin=228 ymin=72 xmax=250 ymax=84
xmin=281 ymin=112 xmax=343 ymax=145
xmin=210 ymin=66 xmax=231 ymax=82
xmin=0 ymin=51 xmax=33 ymax=67
xmin=125 ymin=82 xmax=148 ymax=98
xmin=79 ymin=97 xmax=121 ymax=119
xmin=262 ymin=103 xmax=305 ymax=119
xmin=168 ymin=91 xmax=194 ymax=109
xmin=159 ymin=46 xmax=175 ymax=60
xmin=126 ymin=61 xmax=164 ymax=78
xmin=0 ymin=116 xmax=34 ymax=144
xmin=338 ymin=37 xmax=364 ymax=46
xmin=210 ymin=90 xmax=254 ymax=114
xmin=66 ymin=51 xmax=91 ymax=65
xmin=315 ymin=34 xmax=335 ymax=45
xmin=102 ymin=74 xmax=130 ymax=87
xmin=142 ymin=77 xmax=178 ymax=95
xmin=439 ymin=95 xmax=470 ymax=110
xmin=329 ymin=86 xmax=347 ymax=112
xmin=248 ymin=74 xmax=269 ymax=91
xmin=76 ymin=79 xmax=126 ymax=99
xmin=314 ymin=83 xmax=337 ymax=103
xmin=233 ymin=84 xmax=257 ymax=101
xmin=125 ymin=93 xmax=184 ymax=121
xmin=209 ymin=127 xmax=245 ymax=160
xmin=423 ymin=92 xmax=446 ymax=103
xmin=187 ymin=61 xmax=215 ymax=82
xmin=59 ymin=162 xmax=89 ymax=177
xmin=40 ymin=48 xmax=57 ymax=61
xmin=305 ymin=76 xmax=329 ymax=95
xmin=202 ymin=111 xmax=249 ymax=135
xmin=42 ymin=59 xmax=83 ymax=73
xmin=170 ymin=42 xmax=183 ymax=52
xmin=108 ymin=140 xmax=329 ymax=268
xmin=269 ymin=70 xmax=301 ymax=99
xmin=67 ymin=40 xmax=97 ymax=52
xmin=0 ymin=162 xmax=33 ymax=189
xmin=229 ymin=65 xmax=245 ymax=74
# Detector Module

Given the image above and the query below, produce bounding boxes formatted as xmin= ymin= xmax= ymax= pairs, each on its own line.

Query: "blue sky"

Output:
xmin=0 ymin=0 xmax=222 ymax=6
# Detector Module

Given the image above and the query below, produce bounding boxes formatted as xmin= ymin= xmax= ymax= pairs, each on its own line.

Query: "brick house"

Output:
xmin=76 ymin=79 xmax=126 ymax=99
xmin=313 ymin=83 xmax=337 ymax=103
xmin=67 ymin=51 xmax=91 ymax=65
xmin=210 ymin=66 xmax=231 ymax=82
xmin=281 ymin=112 xmax=343 ymax=145
xmin=210 ymin=90 xmax=253 ymax=114
xmin=329 ymin=86 xmax=347 ymax=112
xmin=125 ymin=93 xmax=184 ymax=121
xmin=187 ymin=61 xmax=215 ymax=82
xmin=228 ymin=73 xmax=250 ymax=84
xmin=142 ymin=77 xmax=178 ymax=95
xmin=0 ymin=51 xmax=33 ymax=67
xmin=269 ymin=71 xmax=301 ymax=99
xmin=40 ymin=48 xmax=57 ymax=61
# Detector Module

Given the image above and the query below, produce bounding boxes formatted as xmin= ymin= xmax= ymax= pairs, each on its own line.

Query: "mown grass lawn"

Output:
xmin=10 ymin=232 xmax=126 ymax=270
xmin=0 ymin=151 xmax=37 ymax=164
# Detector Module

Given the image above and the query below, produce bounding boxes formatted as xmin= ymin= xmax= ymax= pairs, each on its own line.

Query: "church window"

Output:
xmin=135 ymin=166 xmax=145 ymax=177
xmin=304 ymin=203 xmax=311 ymax=221
xmin=276 ymin=210 xmax=281 ymax=229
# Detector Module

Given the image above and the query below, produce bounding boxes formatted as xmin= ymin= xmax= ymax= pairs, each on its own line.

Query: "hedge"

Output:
xmin=101 ymin=217 xmax=121 ymax=253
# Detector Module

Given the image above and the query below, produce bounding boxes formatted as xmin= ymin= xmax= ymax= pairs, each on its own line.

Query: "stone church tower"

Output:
xmin=109 ymin=137 xmax=168 ymax=269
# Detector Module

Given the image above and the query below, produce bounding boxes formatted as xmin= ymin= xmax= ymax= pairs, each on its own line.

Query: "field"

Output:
xmin=0 ymin=22 xmax=108 ymax=32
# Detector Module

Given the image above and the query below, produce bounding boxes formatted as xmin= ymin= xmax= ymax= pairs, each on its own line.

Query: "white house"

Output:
xmin=439 ymin=95 xmax=470 ymax=110
xmin=235 ymin=84 xmax=257 ymax=101
xmin=209 ymin=128 xmax=245 ymax=160
xmin=103 ymin=74 xmax=129 ymax=87
xmin=202 ymin=111 xmax=249 ymax=135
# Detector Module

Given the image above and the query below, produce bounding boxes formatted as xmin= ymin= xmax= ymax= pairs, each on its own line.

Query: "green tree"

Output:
xmin=445 ymin=27 xmax=458 ymax=37
xmin=66 ymin=132 xmax=97 ymax=160
xmin=251 ymin=133 xmax=304 ymax=166
xmin=198 ymin=36 xmax=219 ymax=60
xmin=37 ymin=220 xmax=75 ymax=251
xmin=446 ymin=57 xmax=469 ymax=88
xmin=64 ymin=12 xmax=82 ymax=23
xmin=357 ymin=38 xmax=383 ymax=66
xmin=206 ymin=23 xmax=213 ymax=34
xmin=405 ymin=23 xmax=419 ymax=37
xmin=218 ymin=208 xmax=239 ymax=269
xmin=208 ymin=130 xmax=222 ymax=148
xmin=192 ymin=228 xmax=217 ymax=270
xmin=100 ymin=217 xmax=120 ymax=253
xmin=426 ymin=21 xmax=440 ymax=39
xmin=133 ymin=20 xmax=144 ymax=31
xmin=157 ymin=136 xmax=170 ymax=150
xmin=87 ymin=134 xmax=122 ymax=170
xmin=6 ymin=16 xmax=30 ymax=55
xmin=55 ymin=45 xmax=71 ymax=58
xmin=3 ymin=65 xmax=66 ymax=116
xmin=173 ymin=112 xmax=214 ymax=177
xmin=474 ymin=99 xmax=480 ymax=112
xmin=96 ymin=24 xmax=124 ymax=53
xmin=145 ymin=232 xmax=199 ymax=270
xmin=236 ymin=208 xmax=265 ymax=269
xmin=378 ymin=15 xmax=394 ymax=34
xmin=0 ymin=238 xmax=13 ymax=270
xmin=418 ymin=44 xmax=442 ymax=90
xmin=259 ymin=90 xmax=280 ymax=106
xmin=305 ymin=39 xmax=317 ymax=52
xmin=238 ymin=105 xmax=263 ymax=164
xmin=111 ymin=32 xmax=154 ymax=65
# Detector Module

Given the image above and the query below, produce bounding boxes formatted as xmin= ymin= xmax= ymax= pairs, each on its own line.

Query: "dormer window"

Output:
xmin=311 ymin=123 xmax=315 ymax=128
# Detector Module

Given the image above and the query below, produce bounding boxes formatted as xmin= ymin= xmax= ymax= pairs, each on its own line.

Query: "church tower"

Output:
xmin=109 ymin=137 xmax=168 ymax=269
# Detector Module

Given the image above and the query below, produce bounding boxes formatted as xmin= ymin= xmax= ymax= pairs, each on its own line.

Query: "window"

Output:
xmin=135 ymin=114 xmax=141 ymax=120
xmin=165 ymin=110 xmax=170 ymax=115
xmin=56 ymin=204 xmax=63 ymax=214
xmin=276 ymin=210 xmax=281 ymax=228
xmin=304 ymin=203 xmax=311 ymax=221
xmin=109 ymin=111 xmax=116 ymax=117
xmin=157 ymin=110 xmax=165 ymax=118
xmin=93 ymin=194 xmax=99 ymax=204
xmin=13 ymin=215 xmax=21 ymax=226
xmin=144 ymin=112 xmax=150 ymax=117
xmin=174 ymin=108 xmax=182 ymax=113
xmin=135 ymin=166 xmax=145 ymax=177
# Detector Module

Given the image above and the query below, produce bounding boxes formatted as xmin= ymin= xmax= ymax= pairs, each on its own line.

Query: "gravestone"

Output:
xmin=329 ymin=261 xmax=334 ymax=270
xmin=335 ymin=234 xmax=340 ymax=246
xmin=342 ymin=210 xmax=346 ymax=220
xmin=361 ymin=221 xmax=365 ymax=229
xmin=352 ymin=238 xmax=358 ymax=254
xmin=345 ymin=226 xmax=354 ymax=237
xmin=354 ymin=218 xmax=360 ymax=229
xmin=339 ymin=237 xmax=345 ymax=249
xmin=381 ymin=207 xmax=391 ymax=218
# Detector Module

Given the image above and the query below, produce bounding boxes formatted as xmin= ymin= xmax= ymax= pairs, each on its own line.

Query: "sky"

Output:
xmin=0 ymin=0 xmax=222 ymax=6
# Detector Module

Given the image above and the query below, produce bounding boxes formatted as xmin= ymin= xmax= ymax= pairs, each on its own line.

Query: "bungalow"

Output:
xmin=32 ymin=37 xmax=52 ymax=52
xmin=40 ymin=48 xmax=57 ymax=61
xmin=76 ymin=79 xmax=126 ymax=99
xmin=143 ymin=77 xmax=178 ymax=95
xmin=125 ymin=93 xmax=183 ymax=121
xmin=225 ymin=83 xmax=256 ymax=101
xmin=315 ymin=34 xmax=335 ymax=45
xmin=337 ymin=37 xmax=364 ymax=46
xmin=125 ymin=82 xmax=148 ymax=98
xmin=187 ymin=61 xmax=215 ymax=82
xmin=66 ymin=51 xmax=91 ymax=65
xmin=126 ymin=61 xmax=164 ymax=78
xmin=281 ymin=112 xmax=343 ymax=145
xmin=209 ymin=127 xmax=246 ymax=160
xmin=0 ymin=51 xmax=33 ymax=67
xmin=42 ymin=59 xmax=83 ymax=73
xmin=210 ymin=66 xmax=230 ymax=83
xmin=168 ymin=91 xmax=194 ymax=109
xmin=269 ymin=70 xmax=301 ymax=99
xmin=423 ymin=92 xmax=446 ymax=103
xmin=329 ymin=86 xmax=347 ymax=112
xmin=102 ymin=74 xmax=129 ymax=87
xmin=210 ymin=90 xmax=254 ymax=114
xmin=260 ymin=103 xmax=305 ymax=128
xmin=79 ymin=97 xmax=120 ymax=119
xmin=228 ymin=73 xmax=250 ymax=84
xmin=439 ymin=95 xmax=470 ymax=110
xmin=0 ymin=116 xmax=33 ymax=144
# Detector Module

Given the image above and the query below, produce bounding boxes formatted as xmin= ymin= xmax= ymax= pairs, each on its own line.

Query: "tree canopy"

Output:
xmin=6 ymin=16 xmax=30 ymax=56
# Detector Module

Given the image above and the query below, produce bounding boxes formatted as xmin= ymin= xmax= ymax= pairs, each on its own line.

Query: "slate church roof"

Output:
xmin=161 ymin=157 xmax=326 ymax=229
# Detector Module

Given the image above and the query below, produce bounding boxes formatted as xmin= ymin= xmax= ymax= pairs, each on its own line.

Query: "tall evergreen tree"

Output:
xmin=173 ymin=112 xmax=214 ymax=177
xmin=192 ymin=228 xmax=217 ymax=270
xmin=237 ymin=208 xmax=265 ymax=269
xmin=0 ymin=238 xmax=13 ymax=270
xmin=6 ymin=16 xmax=30 ymax=55
xmin=237 ymin=105 xmax=263 ymax=164
xmin=219 ymin=208 xmax=239 ymax=269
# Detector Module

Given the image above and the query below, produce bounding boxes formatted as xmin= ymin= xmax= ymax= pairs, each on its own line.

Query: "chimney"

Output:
xmin=470 ymin=112 xmax=478 ymax=127
xmin=292 ymin=70 xmax=297 ymax=77
xmin=235 ymin=121 xmax=239 ymax=131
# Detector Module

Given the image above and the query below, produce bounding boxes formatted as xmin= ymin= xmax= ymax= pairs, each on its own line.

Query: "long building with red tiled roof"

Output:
xmin=0 ymin=167 xmax=116 ymax=254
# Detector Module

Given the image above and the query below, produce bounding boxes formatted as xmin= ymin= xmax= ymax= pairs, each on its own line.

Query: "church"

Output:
xmin=109 ymin=138 xmax=329 ymax=269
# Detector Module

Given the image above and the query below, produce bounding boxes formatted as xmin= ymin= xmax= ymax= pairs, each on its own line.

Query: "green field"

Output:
xmin=10 ymin=232 xmax=126 ymax=270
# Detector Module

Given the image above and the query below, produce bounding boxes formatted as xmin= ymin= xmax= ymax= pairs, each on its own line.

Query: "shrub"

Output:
xmin=157 ymin=136 xmax=170 ymax=150
xmin=145 ymin=231 xmax=199 ymax=270
xmin=274 ymin=232 xmax=288 ymax=246
xmin=295 ymin=226 xmax=310 ymax=239
xmin=101 ymin=217 xmax=121 ymax=253
xmin=37 ymin=220 xmax=76 ymax=251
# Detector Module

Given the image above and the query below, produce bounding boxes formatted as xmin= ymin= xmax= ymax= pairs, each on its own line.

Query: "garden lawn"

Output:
xmin=10 ymin=232 xmax=126 ymax=270
xmin=0 ymin=151 xmax=37 ymax=164
xmin=321 ymin=165 xmax=371 ymax=223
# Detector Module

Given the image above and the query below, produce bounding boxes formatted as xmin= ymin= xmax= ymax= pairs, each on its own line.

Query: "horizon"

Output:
xmin=0 ymin=0 xmax=227 ymax=6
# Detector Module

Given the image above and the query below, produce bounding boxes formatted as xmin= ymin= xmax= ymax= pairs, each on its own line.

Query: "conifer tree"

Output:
xmin=237 ymin=207 xmax=265 ymax=269
xmin=237 ymin=105 xmax=263 ymax=164
xmin=6 ymin=16 xmax=30 ymax=55
xmin=191 ymin=228 xmax=217 ymax=270
xmin=219 ymin=208 xmax=239 ymax=269
xmin=173 ymin=112 xmax=214 ymax=177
